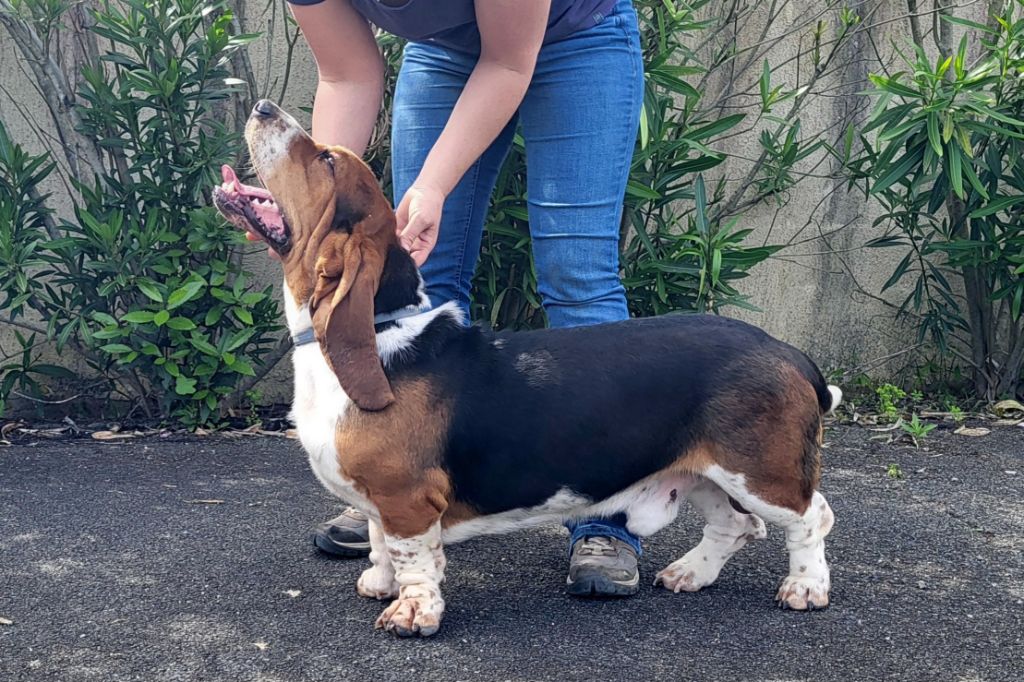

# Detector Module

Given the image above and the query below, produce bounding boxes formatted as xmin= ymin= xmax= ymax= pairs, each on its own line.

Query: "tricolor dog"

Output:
xmin=214 ymin=100 xmax=840 ymax=638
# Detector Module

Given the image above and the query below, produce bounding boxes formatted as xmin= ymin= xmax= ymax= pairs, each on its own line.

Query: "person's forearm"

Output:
xmin=311 ymin=78 xmax=383 ymax=157
xmin=412 ymin=60 xmax=533 ymax=195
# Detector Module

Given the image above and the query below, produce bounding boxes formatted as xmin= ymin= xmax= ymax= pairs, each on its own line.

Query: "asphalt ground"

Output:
xmin=1 ymin=424 xmax=1022 ymax=681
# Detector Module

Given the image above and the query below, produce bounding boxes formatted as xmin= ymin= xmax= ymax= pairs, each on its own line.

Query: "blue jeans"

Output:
xmin=391 ymin=0 xmax=644 ymax=555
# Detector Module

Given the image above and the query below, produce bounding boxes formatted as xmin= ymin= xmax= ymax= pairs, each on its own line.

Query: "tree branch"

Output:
xmin=225 ymin=336 xmax=292 ymax=408
xmin=0 ymin=4 xmax=108 ymax=185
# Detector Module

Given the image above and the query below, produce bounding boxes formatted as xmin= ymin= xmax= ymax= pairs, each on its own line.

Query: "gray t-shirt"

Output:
xmin=286 ymin=0 xmax=619 ymax=52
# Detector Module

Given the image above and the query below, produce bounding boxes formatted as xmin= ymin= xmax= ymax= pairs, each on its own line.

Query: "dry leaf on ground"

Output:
xmin=1 ymin=422 xmax=23 ymax=437
xmin=91 ymin=430 xmax=135 ymax=441
xmin=954 ymin=426 xmax=990 ymax=437
xmin=992 ymin=399 xmax=1024 ymax=419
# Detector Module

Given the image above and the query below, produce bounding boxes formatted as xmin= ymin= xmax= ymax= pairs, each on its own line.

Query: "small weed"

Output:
xmin=901 ymin=413 xmax=936 ymax=439
xmin=242 ymin=389 xmax=264 ymax=426
xmin=947 ymin=402 xmax=965 ymax=423
xmin=910 ymin=390 xmax=924 ymax=403
xmin=887 ymin=463 xmax=904 ymax=479
xmin=876 ymin=383 xmax=906 ymax=422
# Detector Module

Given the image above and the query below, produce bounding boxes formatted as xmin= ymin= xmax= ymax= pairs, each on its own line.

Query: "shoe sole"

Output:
xmin=566 ymin=572 xmax=640 ymax=598
xmin=312 ymin=532 xmax=371 ymax=559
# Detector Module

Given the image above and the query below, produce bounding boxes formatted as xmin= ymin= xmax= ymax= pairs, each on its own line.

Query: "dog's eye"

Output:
xmin=319 ymin=151 xmax=335 ymax=172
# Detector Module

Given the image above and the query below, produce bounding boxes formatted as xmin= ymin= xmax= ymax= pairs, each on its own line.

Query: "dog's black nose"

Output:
xmin=253 ymin=99 xmax=277 ymax=118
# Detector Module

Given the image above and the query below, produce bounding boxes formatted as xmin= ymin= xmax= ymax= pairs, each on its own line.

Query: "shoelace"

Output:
xmin=577 ymin=536 xmax=618 ymax=556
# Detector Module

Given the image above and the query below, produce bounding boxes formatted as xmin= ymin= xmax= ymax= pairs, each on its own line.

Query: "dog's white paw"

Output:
xmin=776 ymin=575 xmax=830 ymax=610
xmin=375 ymin=585 xmax=444 ymax=637
xmin=654 ymin=557 xmax=720 ymax=593
xmin=357 ymin=567 xmax=399 ymax=600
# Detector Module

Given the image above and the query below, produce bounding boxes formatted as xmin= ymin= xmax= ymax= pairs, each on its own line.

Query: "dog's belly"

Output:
xmin=441 ymin=472 xmax=700 ymax=544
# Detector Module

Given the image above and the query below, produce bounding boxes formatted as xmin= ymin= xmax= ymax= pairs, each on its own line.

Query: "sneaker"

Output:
xmin=312 ymin=508 xmax=371 ymax=558
xmin=566 ymin=536 xmax=640 ymax=597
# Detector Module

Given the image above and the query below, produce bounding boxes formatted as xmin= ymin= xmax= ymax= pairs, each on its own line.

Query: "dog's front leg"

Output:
xmin=357 ymin=519 xmax=399 ymax=599
xmin=374 ymin=521 xmax=446 ymax=637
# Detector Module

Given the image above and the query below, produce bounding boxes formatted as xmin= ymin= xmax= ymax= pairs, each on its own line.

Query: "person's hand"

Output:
xmin=396 ymin=185 xmax=445 ymax=266
xmin=245 ymin=230 xmax=281 ymax=260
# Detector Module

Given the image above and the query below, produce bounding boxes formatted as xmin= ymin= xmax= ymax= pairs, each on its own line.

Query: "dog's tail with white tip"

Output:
xmin=826 ymin=385 xmax=843 ymax=415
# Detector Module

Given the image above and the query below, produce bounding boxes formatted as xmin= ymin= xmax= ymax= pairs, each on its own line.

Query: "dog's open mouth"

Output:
xmin=213 ymin=165 xmax=290 ymax=253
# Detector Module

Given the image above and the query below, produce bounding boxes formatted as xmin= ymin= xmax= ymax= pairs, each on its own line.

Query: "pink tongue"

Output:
xmin=253 ymin=202 xmax=284 ymax=232
xmin=221 ymin=164 xmax=238 ymax=186
xmin=220 ymin=164 xmax=273 ymax=200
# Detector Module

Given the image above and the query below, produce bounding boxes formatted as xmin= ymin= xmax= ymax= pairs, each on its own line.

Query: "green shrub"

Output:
xmin=847 ymin=3 xmax=1024 ymax=400
xmin=0 ymin=0 xmax=279 ymax=426
xmin=1 ymin=0 xmax=859 ymax=423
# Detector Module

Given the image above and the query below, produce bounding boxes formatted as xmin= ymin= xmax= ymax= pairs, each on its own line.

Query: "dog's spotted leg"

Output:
xmin=357 ymin=519 xmax=399 ymax=600
xmin=773 ymin=491 xmax=834 ymax=610
xmin=655 ymin=479 xmax=766 ymax=593
xmin=705 ymin=466 xmax=834 ymax=610
xmin=374 ymin=521 xmax=446 ymax=637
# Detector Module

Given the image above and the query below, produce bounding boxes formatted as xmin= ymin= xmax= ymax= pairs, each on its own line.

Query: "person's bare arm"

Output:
xmin=250 ymin=1 xmax=382 ymax=253
xmin=290 ymin=0 xmax=384 ymax=154
xmin=397 ymin=0 xmax=551 ymax=263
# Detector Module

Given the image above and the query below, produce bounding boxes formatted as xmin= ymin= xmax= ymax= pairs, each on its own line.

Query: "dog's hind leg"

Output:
xmin=357 ymin=519 xmax=399 ymax=600
xmin=655 ymin=479 xmax=766 ymax=593
xmin=768 ymin=489 xmax=834 ymax=610
xmin=704 ymin=467 xmax=834 ymax=610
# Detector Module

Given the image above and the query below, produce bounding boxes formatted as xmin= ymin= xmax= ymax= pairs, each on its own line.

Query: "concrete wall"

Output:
xmin=0 ymin=0 xmax=988 ymax=406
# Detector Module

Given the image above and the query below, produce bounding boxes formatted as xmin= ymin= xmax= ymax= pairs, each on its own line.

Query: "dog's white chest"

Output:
xmin=290 ymin=343 xmax=371 ymax=508
xmin=283 ymin=282 xmax=373 ymax=511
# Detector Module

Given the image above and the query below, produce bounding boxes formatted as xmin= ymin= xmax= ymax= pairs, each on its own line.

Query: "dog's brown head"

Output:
xmin=214 ymin=100 xmax=421 ymax=411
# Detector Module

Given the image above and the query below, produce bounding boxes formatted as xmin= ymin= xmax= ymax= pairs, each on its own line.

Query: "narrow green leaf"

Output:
xmin=121 ymin=311 xmax=155 ymax=324
xmin=759 ymin=59 xmax=771 ymax=108
xmin=686 ymin=114 xmax=745 ymax=142
xmin=638 ymin=103 xmax=650 ymax=149
xmin=881 ymin=252 xmax=913 ymax=292
xmin=871 ymin=147 xmax=923 ymax=194
xmin=137 ymin=280 xmax=163 ymax=303
xmin=626 ymin=181 xmax=661 ymax=200
xmin=694 ymin=175 xmax=709 ymax=236
xmin=941 ymin=15 xmax=997 ymax=34
xmin=233 ymin=307 xmax=254 ymax=325
xmin=868 ymin=74 xmax=922 ymax=99
xmin=92 ymin=312 xmax=118 ymax=326
xmin=205 ymin=307 xmax=223 ymax=326
xmin=231 ymin=360 xmax=256 ymax=377
xmin=968 ymin=195 xmax=1024 ymax=218
xmin=949 ymin=146 xmax=964 ymax=199
xmin=926 ymin=113 xmax=943 ymax=157
xmin=167 ymin=279 xmax=205 ymax=310
xmin=166 ymin=316 xmax=196 ymax=330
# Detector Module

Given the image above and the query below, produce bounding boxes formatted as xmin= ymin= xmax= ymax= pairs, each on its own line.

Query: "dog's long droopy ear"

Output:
xmin=310 ymin=234 xmax=394 ymax=411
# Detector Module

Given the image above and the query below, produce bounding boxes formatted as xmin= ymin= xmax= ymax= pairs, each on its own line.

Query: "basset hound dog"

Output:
xmin=214 ymin=100 xmax=841 ymax=638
